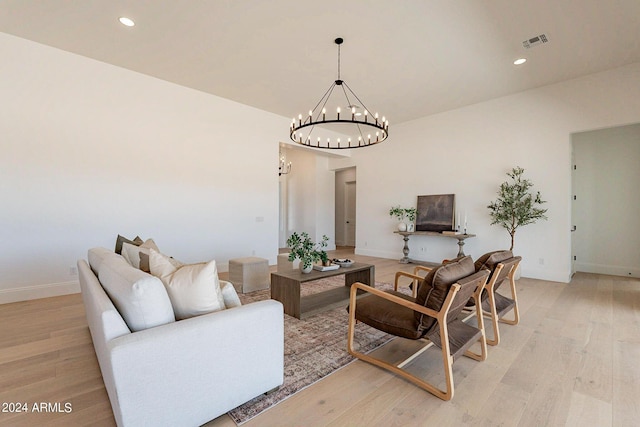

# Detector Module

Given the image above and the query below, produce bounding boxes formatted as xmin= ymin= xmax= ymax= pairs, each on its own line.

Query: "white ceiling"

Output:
xmin=2 ymin=0 xmax=640 ymax=125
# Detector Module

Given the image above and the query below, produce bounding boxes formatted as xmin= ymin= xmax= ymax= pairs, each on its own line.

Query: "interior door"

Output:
xmin=345 ymin=181 xmax=356 ymax=246
xmin=570 ymin=150 xmax=577 ymax=277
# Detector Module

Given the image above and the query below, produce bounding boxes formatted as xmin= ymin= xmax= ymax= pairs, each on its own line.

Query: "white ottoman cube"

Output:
xmin=277 ymin=252 xmax=300 ymax=272
xmin=229 ymin=257 xmax=269 ymax=293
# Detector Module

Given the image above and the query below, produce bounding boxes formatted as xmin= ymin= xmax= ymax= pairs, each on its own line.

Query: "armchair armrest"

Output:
xmin=351 ymin=281 xmax=459 ymax=323
xmin=394 ymin=271 xmax=423 ymax=298
xmin=413 ymin=265 xmax=433 ymax=275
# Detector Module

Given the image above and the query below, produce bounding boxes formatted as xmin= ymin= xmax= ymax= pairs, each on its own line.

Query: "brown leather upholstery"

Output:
xmin=480 ymin=256 xmax=522 ymax=315
xmin=355 ymin=256 xmax=476 ymax=338
xmin=347 ymin=260 xmax=490 ymax=401
xmin=467 ymin=250 xmax=512 ymax=306
xmin=467 ymin=251 xmax=522 ymax=346
xmin=474 ymin=250 xmax=513 ymax=272
xmin=354 ymin=291 xmax=421 ymax=339
xmin=415 ymin=256 xmax=475 ymax=330
xmin=425 ymin=269 xmax=490 ymax=360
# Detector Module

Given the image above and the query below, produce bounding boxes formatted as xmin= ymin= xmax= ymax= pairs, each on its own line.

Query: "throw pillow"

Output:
xmin=149 ymin=249 xmax=226 ymax=320
xmin=148 ymin=248 xmax=184 ymax=277
xmin=121 ymin=238 xmax=160 ymax=272
xmin=97 ymin=253 xmax=175 ymax=331
xmin=220 ymin=280 xmax=242 ymax=308
xmin=115 ymin=234 xmax=143 ymax=255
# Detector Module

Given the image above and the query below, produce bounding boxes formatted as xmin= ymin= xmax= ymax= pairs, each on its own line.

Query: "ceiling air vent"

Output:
xmin=522 ymin=34 xmax=548 ymax=49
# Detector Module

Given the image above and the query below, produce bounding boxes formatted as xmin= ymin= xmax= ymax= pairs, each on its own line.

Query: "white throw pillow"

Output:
xmin=149 ymin=249 xmax=226 ymax=320
xmin=220 ymin=280 xmax=242 ymax=308
xmin=121 ymin=239 xmax=160 ymax=271
xmin=96 ymin=252 xmax=175 ymax=331
xmin=149 ymin=248 xmax=183 ymax=278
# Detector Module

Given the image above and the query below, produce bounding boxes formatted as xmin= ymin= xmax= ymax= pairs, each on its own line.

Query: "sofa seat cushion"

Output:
xmin=149 ymin=249 xmax=226 ymax=320
xmin=89 ymin=248 xmax=175 ymax=332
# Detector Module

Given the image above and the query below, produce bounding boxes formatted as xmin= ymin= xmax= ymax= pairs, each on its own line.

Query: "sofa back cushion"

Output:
xmin=88 ymin=248 xmax=175 ymax=332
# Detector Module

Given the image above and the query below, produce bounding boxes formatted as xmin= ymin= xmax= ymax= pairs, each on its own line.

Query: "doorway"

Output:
xmin=345 ymin=181 xmax=356 ymax=246
xmin=335 ymin=167 xmax=357 ymax=247
xmin=571 ymin=123 xmax=640 ymax=278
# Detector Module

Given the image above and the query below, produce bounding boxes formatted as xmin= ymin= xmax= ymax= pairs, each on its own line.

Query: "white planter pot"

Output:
xmin=300 ymin=263 xmax=313 ymax=274
xmin=397 ymin=222 xmax=407 ymax=232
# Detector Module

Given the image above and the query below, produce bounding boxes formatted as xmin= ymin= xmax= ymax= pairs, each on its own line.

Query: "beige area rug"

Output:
xmin=227 ymin=277 xmax=405 ymax=425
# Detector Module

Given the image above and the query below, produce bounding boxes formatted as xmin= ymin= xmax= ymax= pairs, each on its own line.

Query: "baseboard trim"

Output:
xmin=0 ymin=281 xmax=80 ymax=304
xmin=575 ymin=262 xmax=640 ymax=278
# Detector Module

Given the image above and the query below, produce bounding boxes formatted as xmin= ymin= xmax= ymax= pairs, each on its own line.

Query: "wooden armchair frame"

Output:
xmin=482 ymin=259 xmax=520 ymax=346
xmin=347 ymin=270 xmax=489 ymax=401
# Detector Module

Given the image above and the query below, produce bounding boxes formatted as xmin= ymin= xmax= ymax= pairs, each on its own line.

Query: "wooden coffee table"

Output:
xmin=270 ymin=262 xmax=374 ymax=319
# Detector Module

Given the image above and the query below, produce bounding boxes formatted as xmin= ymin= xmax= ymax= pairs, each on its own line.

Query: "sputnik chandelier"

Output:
xmin=289 ymin=37 xmax=389 ymax=149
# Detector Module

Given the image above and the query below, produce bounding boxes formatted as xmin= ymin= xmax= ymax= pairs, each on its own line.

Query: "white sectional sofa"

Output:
xmin=78 ymin=247 xmax=284 ymax=427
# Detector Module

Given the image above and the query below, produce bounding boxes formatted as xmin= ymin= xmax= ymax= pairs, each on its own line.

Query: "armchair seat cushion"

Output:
xmin=354 ymin=292 xmax=422 ymax=340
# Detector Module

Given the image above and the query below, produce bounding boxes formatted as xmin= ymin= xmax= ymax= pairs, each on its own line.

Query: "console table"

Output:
xmin=394 ymin=231 xmax=476 ymax=264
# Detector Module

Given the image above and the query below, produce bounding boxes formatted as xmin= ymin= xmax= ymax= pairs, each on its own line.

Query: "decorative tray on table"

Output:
xmin=332 ymin=258 xmax=354 ymax=267
xmin=313 ymin=263 xmax=340 ymax=271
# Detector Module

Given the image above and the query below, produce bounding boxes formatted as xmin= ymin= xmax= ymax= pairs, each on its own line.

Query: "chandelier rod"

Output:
xmin=336 ymin=38 xmax=342 ymax=81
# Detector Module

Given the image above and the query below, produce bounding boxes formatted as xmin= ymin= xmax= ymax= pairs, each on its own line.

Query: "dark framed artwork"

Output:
xmin=416 ymin=194 xmax=455 ymax=232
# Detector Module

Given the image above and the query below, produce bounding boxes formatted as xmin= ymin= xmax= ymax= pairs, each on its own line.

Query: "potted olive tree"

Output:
xmin=286 ymin=232 xmax=329 ymax=273
xmin=487 ymin=166 xmax=548 ymax=251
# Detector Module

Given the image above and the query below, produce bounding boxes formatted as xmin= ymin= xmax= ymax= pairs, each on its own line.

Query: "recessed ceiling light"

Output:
xmin=119 ymin=17 xmax=135 ymax=27
xmin=514 ymin=58 xmax=527 ymax=65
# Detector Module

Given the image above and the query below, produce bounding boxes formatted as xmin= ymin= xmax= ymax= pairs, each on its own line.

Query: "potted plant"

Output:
xmin=389 ymin=206 xmax=417 ymax=232
xmin=487 ymin=166 xmax=548 ymax=251
xmin=404 ymin=207 xmax=417 ymax=232
xmin=286 ymin=232 xmax=329 ymax=273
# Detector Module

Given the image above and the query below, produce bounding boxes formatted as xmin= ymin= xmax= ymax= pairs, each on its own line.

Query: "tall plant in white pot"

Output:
xmin=487 ymin=166 xmax=548 ymax=251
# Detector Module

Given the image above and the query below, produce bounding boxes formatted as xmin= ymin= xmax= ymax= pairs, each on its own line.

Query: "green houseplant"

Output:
xmin=389 ymin=206 xmax=417 ymax=231
xmin=487 ymin=166 xmax=548 ymax=251
xmin=286 ymin=232 xmax=329 ymax=273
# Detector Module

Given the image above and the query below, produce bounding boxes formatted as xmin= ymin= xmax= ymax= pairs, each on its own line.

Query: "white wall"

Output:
xmin=572 ymin=124 xmax=640 ymax=277
xmin=0 ymin=33 xmax=289 ymax=303
xmin=282 ymin=146 xmax=336 ymax=249
xmin=338 ymin=62 xmax=640 ymax=283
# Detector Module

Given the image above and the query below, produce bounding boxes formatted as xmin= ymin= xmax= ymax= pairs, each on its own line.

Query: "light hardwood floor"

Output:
xmin=1 ymin=249 xmax=638 ymax=426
